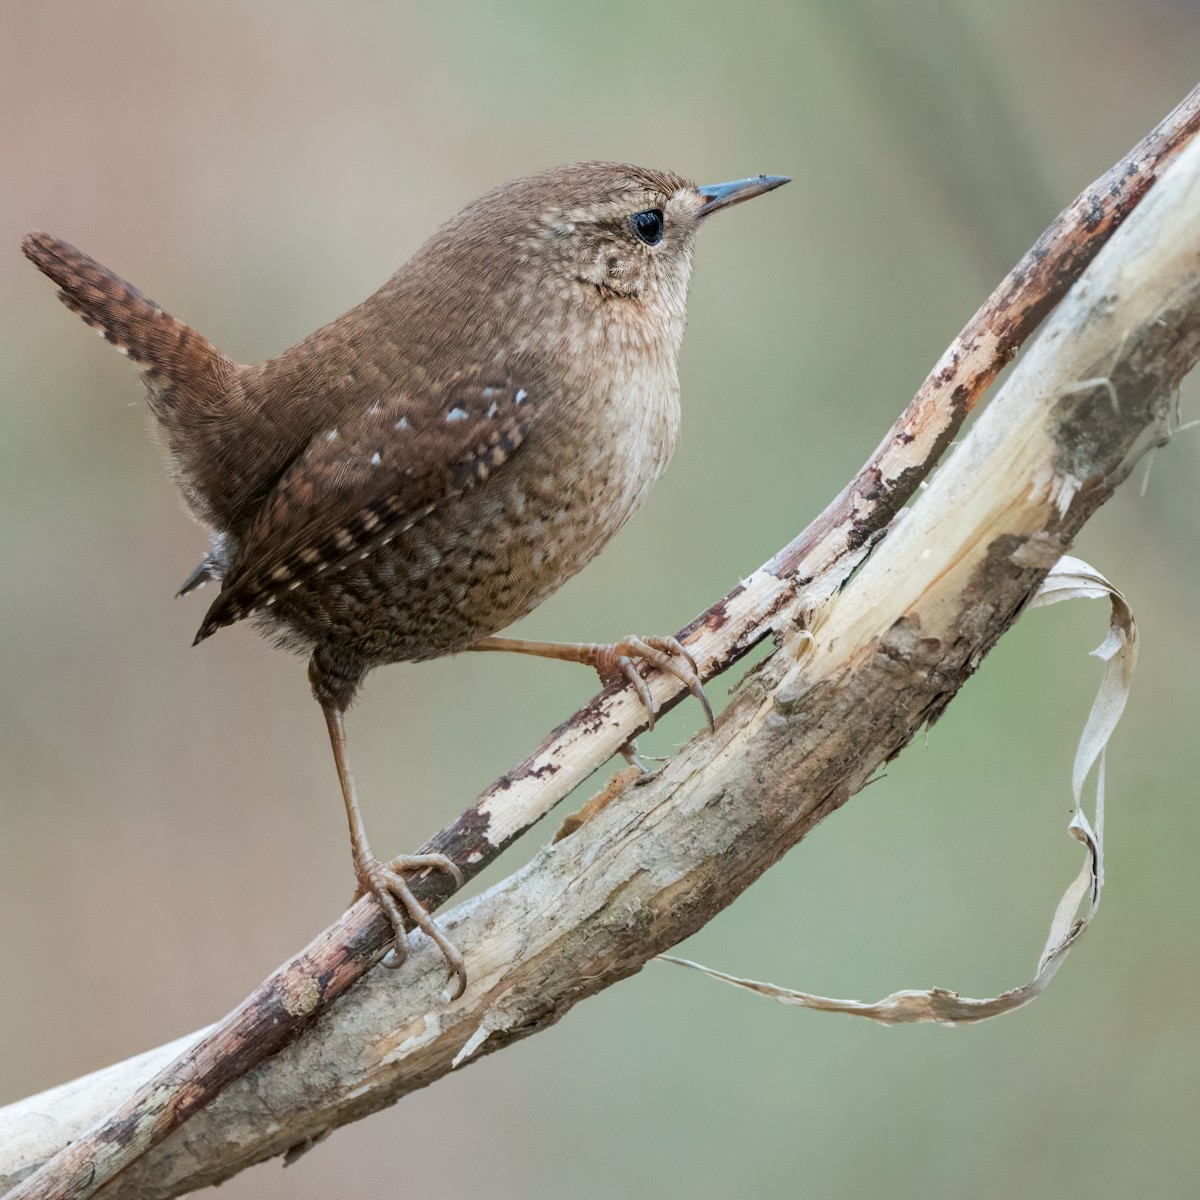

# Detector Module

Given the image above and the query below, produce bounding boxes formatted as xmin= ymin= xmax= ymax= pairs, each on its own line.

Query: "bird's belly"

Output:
xmin=267 ymin=372 xmax=680 ymax=666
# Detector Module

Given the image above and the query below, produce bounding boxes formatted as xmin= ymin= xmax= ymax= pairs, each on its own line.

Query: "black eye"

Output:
xmin=630 ymin=208 xmax=664 ymax=246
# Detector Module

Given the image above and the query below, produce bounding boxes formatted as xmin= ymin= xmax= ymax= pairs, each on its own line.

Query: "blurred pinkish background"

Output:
xmin=2 ymin=3 xmax=1199 ymax=1198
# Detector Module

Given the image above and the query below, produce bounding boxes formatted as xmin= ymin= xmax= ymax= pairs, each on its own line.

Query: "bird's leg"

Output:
xmin=469 ymin=635 xmax=714 ymax=733
xmin=318 ymin=701 xmax=466 ymax=998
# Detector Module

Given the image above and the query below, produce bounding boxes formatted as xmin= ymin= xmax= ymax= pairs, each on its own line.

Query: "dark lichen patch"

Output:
xmin=1082 ymin=193 xmax=1107 ymax=232
xmin=1049 ymin=378 xmax=1132 ymax=479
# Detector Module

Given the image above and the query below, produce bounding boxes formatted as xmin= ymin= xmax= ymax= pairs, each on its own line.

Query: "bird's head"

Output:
xmin=415 ymin=162 xmax=789 ymax=356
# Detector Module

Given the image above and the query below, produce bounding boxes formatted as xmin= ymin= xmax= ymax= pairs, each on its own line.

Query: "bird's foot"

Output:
xmin=588 ymin=635 xmax=714 ymax=732
xmin=469 ymin=632 xmax=714 ymax=732
xmin=356 ymin=851 xmax=466 ymax=999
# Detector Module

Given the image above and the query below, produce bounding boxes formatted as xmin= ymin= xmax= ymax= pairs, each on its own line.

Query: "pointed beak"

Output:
xmin=696 ymin=174 xmax=790 ymax=217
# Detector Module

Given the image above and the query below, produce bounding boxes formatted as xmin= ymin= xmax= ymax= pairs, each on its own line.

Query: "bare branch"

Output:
xmin=4 ymin=84 xmax=1200 ymax=1200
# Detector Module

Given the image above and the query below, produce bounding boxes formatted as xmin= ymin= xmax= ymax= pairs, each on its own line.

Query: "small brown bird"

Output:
xmin=22 ymin=163 xmax=787 ymax=996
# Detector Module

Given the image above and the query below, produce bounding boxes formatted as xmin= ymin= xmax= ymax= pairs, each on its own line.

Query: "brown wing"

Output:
xmin=194 ymin=371 xmax=536 ymax=642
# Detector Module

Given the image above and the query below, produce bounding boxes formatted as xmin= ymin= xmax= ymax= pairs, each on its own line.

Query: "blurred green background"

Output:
xmin=2 ymin=2 xmax=1199 ymax=1197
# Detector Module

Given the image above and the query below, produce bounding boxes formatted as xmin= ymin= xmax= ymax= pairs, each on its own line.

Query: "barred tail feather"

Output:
xmin=20 ymin=231 xmax=233 ymax=414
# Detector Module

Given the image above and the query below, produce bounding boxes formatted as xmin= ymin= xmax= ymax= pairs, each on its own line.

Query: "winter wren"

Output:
xmin=22 ymin=163 xmax=789 ymax=996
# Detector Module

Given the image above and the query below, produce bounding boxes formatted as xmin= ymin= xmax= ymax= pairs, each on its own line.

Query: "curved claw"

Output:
xmin=609 ymin=635 xmax=715 ymax=733
xmin=362 ymin=853 xmax=467 ymax=999
xmin=656 ymin=635 xmax=699 ymax=677
xmin=619 ymin=738 xmax=652 ymax=773
xmin=639 ymin=635 xmax=713 ymax=730
xmin=615 ymin=654 xmax=657 ymax=729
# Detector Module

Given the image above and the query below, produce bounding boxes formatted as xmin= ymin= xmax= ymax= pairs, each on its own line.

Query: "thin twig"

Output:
xmin=5 ymin=82 xmax=1200 ymax=1200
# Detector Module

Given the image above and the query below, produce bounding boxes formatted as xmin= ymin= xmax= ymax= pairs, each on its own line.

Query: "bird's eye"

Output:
xmin=630 ymin=209 xmax=664 ymax=246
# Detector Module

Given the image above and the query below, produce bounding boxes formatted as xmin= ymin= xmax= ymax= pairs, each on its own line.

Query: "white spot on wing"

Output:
xmin=446 ymin=407 xmax=468 ymax=423
xmin=486 ymin=402 xmax=499 ymax=418
xmin=326 ymin=428 xmax=339 ymax=442
xmin=515 ymin=389 xmax=528 ymax=404
xmin=371 ymin=451 xmax=382 ymax=465
xmin=395 ymin=416 xmax=409 ymax=430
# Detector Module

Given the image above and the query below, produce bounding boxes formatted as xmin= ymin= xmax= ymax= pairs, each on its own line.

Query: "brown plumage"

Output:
xmin=22 ymin=163 xmax=788 ymax=995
